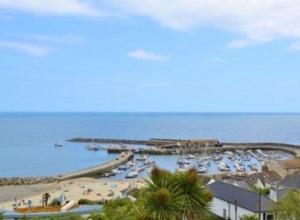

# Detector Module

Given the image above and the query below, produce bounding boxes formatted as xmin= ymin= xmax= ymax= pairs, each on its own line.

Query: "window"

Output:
xmin=223 ymin=209 xmax=227 ymax=218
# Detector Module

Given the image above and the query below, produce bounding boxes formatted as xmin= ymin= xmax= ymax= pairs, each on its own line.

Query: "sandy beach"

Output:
xmin=0 ymin=178 xmax=146 ymax=211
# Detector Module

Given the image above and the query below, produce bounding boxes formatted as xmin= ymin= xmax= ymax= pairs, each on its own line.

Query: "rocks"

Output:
xmin=0 ymin=177 xmax=57 ymax=186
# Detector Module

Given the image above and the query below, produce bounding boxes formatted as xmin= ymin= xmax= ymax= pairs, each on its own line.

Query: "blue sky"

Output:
xmin=1 ymin=0 xmax=300 ymax=112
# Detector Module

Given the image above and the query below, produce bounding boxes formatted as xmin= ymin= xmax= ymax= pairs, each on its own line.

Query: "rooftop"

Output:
xmin=207 ymin=181 xmax=273 ymax=212
xmin=278 ymin=172 xmax=300 ymax=189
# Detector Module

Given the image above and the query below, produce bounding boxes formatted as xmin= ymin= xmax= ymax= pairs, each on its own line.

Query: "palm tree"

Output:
xmin=140 ymin=167 xmax=212 ymax=220
xmin=174 ymin=169 xmax=213 ymax=219
xmin=42 ymin=192 xmax=51 ymax=206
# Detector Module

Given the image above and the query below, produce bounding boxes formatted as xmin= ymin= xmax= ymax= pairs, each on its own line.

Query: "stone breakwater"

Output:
xmin=67 ymin=137 xmax=221 ymax=147
xmin=0 ymin=177 xmax=57 ymax=186
xmin=107 ymin=142 xmax=300 ymax=157
xmin=56 ymin=151 xmax=134 ymax=180
xmin=0 ymin=152 xmax=134 ymax=186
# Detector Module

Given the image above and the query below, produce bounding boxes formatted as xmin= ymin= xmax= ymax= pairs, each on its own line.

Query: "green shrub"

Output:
xmin=78 ymin=199 xmax=99 ymax=205
xmin=49 ymin=199 xmax=62 ymax=206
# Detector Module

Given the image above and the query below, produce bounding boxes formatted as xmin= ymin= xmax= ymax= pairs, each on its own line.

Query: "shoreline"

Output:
xmin=0 ymin=177 xmax=146 ymax=211
xmin=1 ymin=141 xmax=299 ymax=186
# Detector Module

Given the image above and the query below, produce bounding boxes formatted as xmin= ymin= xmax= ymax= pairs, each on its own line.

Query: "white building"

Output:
xmin=207 ymin=181 xmax=274 ymax=220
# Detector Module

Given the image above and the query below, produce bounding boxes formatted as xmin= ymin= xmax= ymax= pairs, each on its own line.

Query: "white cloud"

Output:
xmin=109 ymin=0 xmax=300 ymax=47
xmin=0 ymin=0 xmax=103 ymax=17
xmin=127 ymin=49 xmax=167 ymax=61
xmin=0 ymin=41 xmax=51 ymax=57
xmin=24 ymin=34 xmax=83 ymax=44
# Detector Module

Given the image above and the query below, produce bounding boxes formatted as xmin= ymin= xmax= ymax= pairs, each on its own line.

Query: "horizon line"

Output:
xmin=1 ymin=111 xmax=300 ymax=114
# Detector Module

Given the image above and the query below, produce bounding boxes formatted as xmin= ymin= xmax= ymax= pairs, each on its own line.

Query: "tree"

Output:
xmin=240 ymin=214 xmax=259 ymax=220
xmin=140 ymin=167 xmax=212 ymax=220
xmin=96 ymin=198 xmax=139 ymax=220
xmin=42 ymin=192 xmax=51 ymax=206
xmin=272 ymin=190 xmax=300 ymax=220
xmin=90 ymin=168 xmax=213 ymax=220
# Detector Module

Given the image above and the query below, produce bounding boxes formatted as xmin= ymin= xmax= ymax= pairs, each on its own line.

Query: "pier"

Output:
xmin=0 ymin=152 xmax=134 ymax=185
xmin=56 ymin=151 xmax=134 ymax=180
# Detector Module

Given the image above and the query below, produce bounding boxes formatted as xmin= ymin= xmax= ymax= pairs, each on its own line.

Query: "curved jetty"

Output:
xmin=56 ymin=151 xmax=134 ymax=180
xmin=107 ymin=142 xmax=300 ymax=157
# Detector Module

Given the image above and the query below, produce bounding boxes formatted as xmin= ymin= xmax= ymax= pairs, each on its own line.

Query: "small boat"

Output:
xmin=234 ymin=161 xmax=245 ymax=172
xmin=136 ymin=154 xmax=149 ymax=161
xmin=118 ymin=165 xmax=127 ymax=170
xmin=112 ymin=169 xmax=121 ymax=175
xmin=144 ymin=158 xmax=155 ymax=165
xmin=126 ymin=161 xmax=136 ymax=168
xmin=54 ymin=143 xmax=63 ymax=147
xmin=197 ymin=166 xmax=208 ymax=173
xmin=213 ymin=155 xmax=223 ymax=161
xmin=248 ymin=164 xmax=258 ymax=171
xmin=218 ymin=161 xmax=230 ymax=171
xmin=102 ymin=172 xmax=114 ymax=177
xmin=185 ymin=154 xmax=195 ymax=160
xmin=126 ymin=170 xmax=139 ymax=178
xmin=177 ymin=158 xmax=190 ymax=165
xmin=85 ymin=144 xmax=101 ymax=151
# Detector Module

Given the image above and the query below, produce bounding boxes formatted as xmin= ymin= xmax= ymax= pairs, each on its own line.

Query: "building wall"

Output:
xmin=210 ymin=197 xmax=271 ymax=220
xmin=210 ymin=197 xmax=255 ymax=220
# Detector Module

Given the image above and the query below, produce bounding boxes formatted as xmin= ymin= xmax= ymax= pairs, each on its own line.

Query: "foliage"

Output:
xmin=0 ymin=212 xmax=3 ymax=220
xmin=78 ymin=199 xmax=99 ymax=205
xmin=272 ymin=190 xmax=300 ymax=220
xmin=240 ymin=214 xmax=259 ymax=220
xmin=139 ymin=167 xmax=212 ymax=220
xmin=49 ymin=199 xmax=62 ymax=206
xmin=251 ymin=186 xmax=270 ymax=196
xmin=94 ymin=168 xmax=213 ymax=220
xmin=99 ymin=198 xmax=138 ymax=220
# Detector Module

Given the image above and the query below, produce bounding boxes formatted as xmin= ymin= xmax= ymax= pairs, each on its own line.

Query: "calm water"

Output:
xmin=1 ymin=112 xmax=300 ymax=177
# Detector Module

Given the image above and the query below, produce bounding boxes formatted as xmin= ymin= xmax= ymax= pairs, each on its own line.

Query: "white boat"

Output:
xmin=112 ymin=169 xmax=121 ymax=175
xmin=136 ymin=166 xmax=145 ymax=173
xmin=126 ymin=161 xmax=136 ymax=167
xmin=144 ymin=158 xmax=155 ymax=165
xmin=177 ymin=158 xmax=190 ymax=165
xmin=126 ymin=170 xmax=139 ymax=178
xmin=256 ymin=150 xmax=269 ymax=159
xmin=197 ymin=166 xmax=208 ymax=173
xmin=118 ymin=165 xmax=127 ymax=170
xmin=85 ymin=144 xmax=101 ymax=151
xmin=136 ymin=154 xmax=149 ymax=161
xmin=54 ymin=143 xmax=63 ymax=147
xmin=213 ymin=155 xmax=223 ymax=161
xmin=234 ymin=161 xmax=245 ymax=172
xmin=218 ymin=161 xmax=231 ymax=171
xmin=248 ymin=164 xmax=258 ymax=171
xmin=185 ymin=154 xmax=195 ymax=160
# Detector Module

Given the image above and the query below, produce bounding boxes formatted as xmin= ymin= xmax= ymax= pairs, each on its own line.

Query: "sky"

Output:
xmin=1 ymin=0 xmax=300 ymax=112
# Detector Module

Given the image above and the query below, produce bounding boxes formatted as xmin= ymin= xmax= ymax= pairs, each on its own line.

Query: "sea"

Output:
xmin=1 ymin=112 xmax=300 ymax=177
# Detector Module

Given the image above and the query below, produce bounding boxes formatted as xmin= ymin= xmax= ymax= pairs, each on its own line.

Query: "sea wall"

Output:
xmin=0 ymin=152 xmax=134 ymax=186
xmin=56 ymin=151 xmax=134 ymax=180
xmin=0 ymin=177 xmax=57 ymax=186
xmin=107 ymin=143 xmax=300 ymax=157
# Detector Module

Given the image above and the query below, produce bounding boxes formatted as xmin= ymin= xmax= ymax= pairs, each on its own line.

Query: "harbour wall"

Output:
xmin=0 ymin=152 xmax=134 ymax=185
xmin=107 ymin=143 xmax=300 ymax=157
xmin=56 ymin=151 xmax=134 ymax=180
